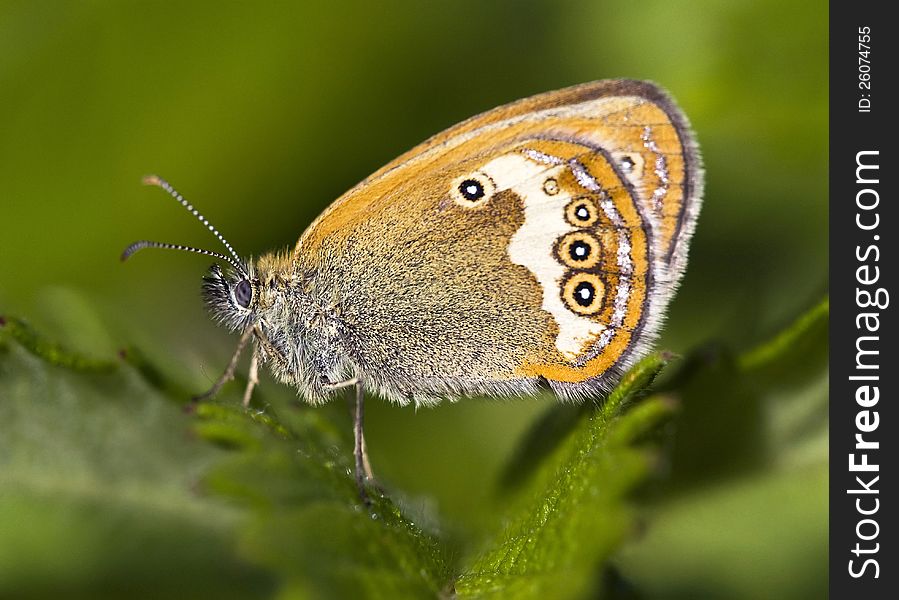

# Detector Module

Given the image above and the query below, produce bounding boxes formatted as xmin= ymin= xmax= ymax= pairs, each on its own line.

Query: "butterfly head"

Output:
xmin=201 ymin=263 xmax=259 ymax=332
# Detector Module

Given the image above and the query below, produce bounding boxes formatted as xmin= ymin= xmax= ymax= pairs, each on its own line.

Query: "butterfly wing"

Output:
xmin=297 ymin=80 xmax=702 ymax=404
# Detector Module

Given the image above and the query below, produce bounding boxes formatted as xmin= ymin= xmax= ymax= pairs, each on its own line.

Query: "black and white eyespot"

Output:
xmin=557 ymin=231 xmax=601 ymax=269
xmin=570 ymin=241 xmax=589 ymax=260
xmin=564 ymin=197 xmax=599 ymax=227
xmin=232 ymin=279 xmax=253 ymax=309
xmin=451 ymin=172 xmax=495 ymax=208
xmin=543 ymin=177 xmax=559 ymax=195
xmin=613 ymin=151 xmax=643 ymax=176
xmin=460 ymin=179 xmax=484 ymax=200
xmin=562 ymin=272 xmax=605 ymax=316
xmin=575 ymin=282 xmax=594 ymax=305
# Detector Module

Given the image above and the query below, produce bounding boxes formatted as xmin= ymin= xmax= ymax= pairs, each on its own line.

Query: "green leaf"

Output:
xmin=0 ymin=316 xmax=117 ymax=372
xmin=0 ymin=295 xmax=828 ymax=599
xmin=455 ymin=354 xmax=675 ymax=599
xmin=0 ymin=316 xmax=274 ymax=599
xmin=193 ymin=393 xmax=453 ymax=599
xmin=0 ymin=314 xmax=449 ymax=599
xmin=614 ymin=297 xmax=829 ymax=599
xmin=738 ymin=296 xmax=829 ymax=375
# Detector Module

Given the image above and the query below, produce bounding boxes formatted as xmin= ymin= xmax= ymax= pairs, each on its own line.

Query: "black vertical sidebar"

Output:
xmin=830 ymin=1 xmax=898 ymax=598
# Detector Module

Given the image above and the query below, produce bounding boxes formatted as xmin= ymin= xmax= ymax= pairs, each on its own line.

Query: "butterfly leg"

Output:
xmin=242 ymin=346 xmax=260 ymax=408
xmin=323 ymin=376 xmax=374 ymax=501
xmin=353 ymin=381 xmax=374 ymax=504
xmin=193 ymin=325 xmax=254 ymax=401
xmin=361 ymin=421 xmax=374 ymax=482
xmin=323 ymin=376 xmax=360 ymax=391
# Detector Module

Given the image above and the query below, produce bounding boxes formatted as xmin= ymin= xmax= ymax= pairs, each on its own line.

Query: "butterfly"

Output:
xmin=124 ymin=79 xmax=703 ymax=501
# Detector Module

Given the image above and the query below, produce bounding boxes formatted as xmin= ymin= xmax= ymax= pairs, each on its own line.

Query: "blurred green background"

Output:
xmin=1 ymin=1 xmax=827 ymax=598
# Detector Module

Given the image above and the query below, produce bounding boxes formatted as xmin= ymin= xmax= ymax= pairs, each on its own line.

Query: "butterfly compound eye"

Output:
xmin=234 ymin=279 xmax=253 ymax=309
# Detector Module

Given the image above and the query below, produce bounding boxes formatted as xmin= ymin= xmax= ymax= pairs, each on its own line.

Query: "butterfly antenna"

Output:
xmin=141 ymin=175 xmax=245 ymax=269
xmin=121 ymin=240 xmax=247 ymax=275
xmin=121 ymin=176 xmax=248 ymax=276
